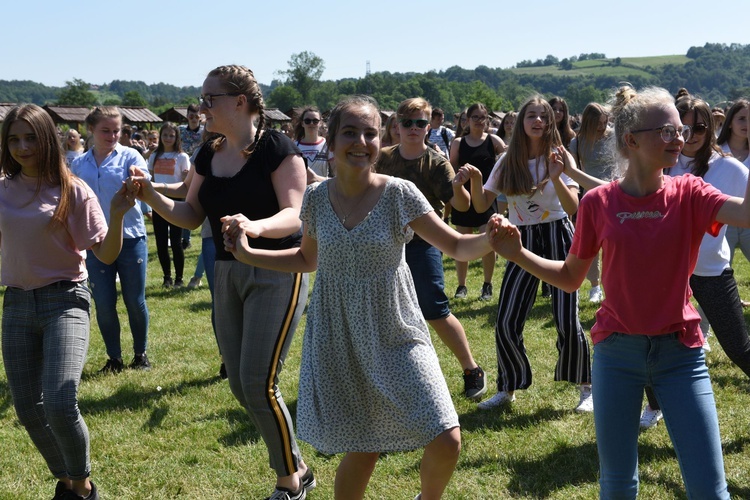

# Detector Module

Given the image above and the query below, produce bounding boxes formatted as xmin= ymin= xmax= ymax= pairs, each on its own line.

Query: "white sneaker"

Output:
xmin=702 ymin=336 xmax=712 ymax=352
xmin=575 ymin=385 xmax=594 ymax=413
xmin=639 ymin=405 xmax=663 ymax=430
xmin=588 ymin=286 xmax=603 ymax=303
xmin=477 ymin=391 xmax=515 ymax=410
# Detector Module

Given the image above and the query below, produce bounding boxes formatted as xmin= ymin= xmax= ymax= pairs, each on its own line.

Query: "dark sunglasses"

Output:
xmin=303 ymin=118 xmax=321 ymax=125
xmin=400 ymin=118 xmax=429 ymax=129
xmin=691 ymin=123 xmax=708 ymax=136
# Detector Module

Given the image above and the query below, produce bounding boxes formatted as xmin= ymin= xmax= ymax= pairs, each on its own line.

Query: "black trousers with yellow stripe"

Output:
xmin=214 ymin=260 xmax=309 ymax=476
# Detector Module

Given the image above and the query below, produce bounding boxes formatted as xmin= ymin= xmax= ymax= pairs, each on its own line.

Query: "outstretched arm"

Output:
xmin=487 ymin=215 xmax=592 ymax=292
xmin=410 ymin=210 xmax=494 ymax=261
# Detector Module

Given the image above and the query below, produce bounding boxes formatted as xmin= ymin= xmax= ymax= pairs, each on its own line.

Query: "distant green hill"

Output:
xmin=1 ymin=44 xmax=748 ymax=117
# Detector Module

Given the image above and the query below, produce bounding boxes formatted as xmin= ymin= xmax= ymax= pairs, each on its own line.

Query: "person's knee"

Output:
xmin=44 ymin=394 xmax=80 ymax=430
xmin=429 ymin=428 xmax=461 ymax=460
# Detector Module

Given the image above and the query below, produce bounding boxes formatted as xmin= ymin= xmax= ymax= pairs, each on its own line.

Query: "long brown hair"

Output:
xmin=716 ymin=99 xmax=749 ymax=148
xmin=576 ymin=103 xmax=610 ymax=167
xmin=1 ymin=104 xmax=76 ymax=228
xmin=493 ymin=96 xmax=562 ymax=195
xmin=675 ymin=94 xmax=723 ymax=179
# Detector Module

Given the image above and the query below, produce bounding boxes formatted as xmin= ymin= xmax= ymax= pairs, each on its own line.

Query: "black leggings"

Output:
xmin=152 ymin=211 xmax=184 ymax=280
xmin=647 ymin=268 xmax=750 ymax=410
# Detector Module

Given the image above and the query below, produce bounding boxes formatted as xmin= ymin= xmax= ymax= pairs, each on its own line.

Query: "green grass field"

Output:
xmin=508 ymin=55 xmax=690 ymax=80
xmin=1 ymin=224 xmax=750 ymax=499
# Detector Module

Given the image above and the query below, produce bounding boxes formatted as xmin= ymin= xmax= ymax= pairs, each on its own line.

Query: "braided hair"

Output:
xmin=207 ymin=65 xmax=267 ymax=157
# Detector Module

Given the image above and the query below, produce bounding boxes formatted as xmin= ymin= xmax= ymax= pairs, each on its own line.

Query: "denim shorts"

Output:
xmin=405 ymin=238 xmax=450 ymax=321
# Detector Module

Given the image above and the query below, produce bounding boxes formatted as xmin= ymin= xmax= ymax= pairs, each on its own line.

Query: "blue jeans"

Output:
xmin=593 ymin=333 xmax=728 ymax=499
xmin=86 ymin=236 xmax=150 ymax=359
xmin=2 ymin=282 xmax=92 ymax=479
xmin=405 ymin=238 xmax=450 ymax=321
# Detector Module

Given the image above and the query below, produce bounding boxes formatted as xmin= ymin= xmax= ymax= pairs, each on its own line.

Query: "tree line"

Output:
xmin=2 ymin=43 xmax=748 ymax=120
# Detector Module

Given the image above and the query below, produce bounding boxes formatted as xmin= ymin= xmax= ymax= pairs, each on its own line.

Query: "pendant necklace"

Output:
xmin=334 ymin=178 xmax=374 ymax=224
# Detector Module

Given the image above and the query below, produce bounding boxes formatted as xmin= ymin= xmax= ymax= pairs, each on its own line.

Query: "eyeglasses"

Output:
xmin=187 ymin=113 xmax=201 ymax=120
xmin=199 ymin=93 xmax=240 ymax=108
xmin=400 ymin=118 xmax=429 ymax=129
xmin=691 ymin=123 xmax=708 ymax=136
xmin=630 ymin=124 xmax=692 ymax=143
xmin=303 ymin=118 xmax=321 ymax=125
xmin=470 ymin=115 xmax=487 ymax=122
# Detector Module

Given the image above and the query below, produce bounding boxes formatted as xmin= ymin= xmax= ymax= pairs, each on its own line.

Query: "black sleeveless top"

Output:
xmin=451 ymin=134 xmax=497 ymax=227
xmin=195 ymin=130 xmax=303 ymax=260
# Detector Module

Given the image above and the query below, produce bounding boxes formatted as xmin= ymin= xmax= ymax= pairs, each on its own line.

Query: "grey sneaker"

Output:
xmin=454 ymin=285 xmax=468 ymax=299
xmin=463 ymin=366 xmax=488 ymax=400
xmin=265 ymin=485 xmax=305 ymax=500
xmin=477 ymin=391 xmax=516 ymax=410
xmin=639 ymin=405 xmax=663 ymax=430
xmin=187 ymin=276 xmax=202 ymax=288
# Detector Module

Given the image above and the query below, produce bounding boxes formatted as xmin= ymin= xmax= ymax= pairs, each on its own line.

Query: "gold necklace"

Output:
xmin=333 ymin=178 xmax=374 ymax=224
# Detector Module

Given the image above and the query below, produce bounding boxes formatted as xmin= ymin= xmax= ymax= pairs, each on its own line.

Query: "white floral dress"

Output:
xmin=297 ymin=177 xmax=459 ymax=454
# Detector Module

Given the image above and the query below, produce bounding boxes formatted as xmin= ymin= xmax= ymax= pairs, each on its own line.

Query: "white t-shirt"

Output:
xmin=720 ymin=142 xmax=750 ymax=167
xmin=484 ymin=153 xmax=578 ymax=226
xmin=148 ymin=151 xmax=191 ymax=185
xmin=668 ymin=152 xmax=748 ymax=276
xmin=297 ymin=138 xmax=331 ymax=177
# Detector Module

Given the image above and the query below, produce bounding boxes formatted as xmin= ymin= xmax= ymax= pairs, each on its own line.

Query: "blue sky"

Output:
xmin=4 ymin=0 xmax=749 ymax=88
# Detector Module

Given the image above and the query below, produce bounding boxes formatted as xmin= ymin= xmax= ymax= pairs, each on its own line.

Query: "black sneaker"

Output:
xmin=301 ymin=468 xmax=316 ymax=492
xmin=480 ymin=282 xmax=493 ymax=301
xmin=163 ymin=277 xmax=173 ymax=288
xmin=59 ymin=481 xmax=99 ymax=500
xmin=130 ymin=353 xmax=151 ymax=370
xmin=98 ymin=358 xmax=124 ymax=374
xmin=174 ymin=278 xmax=184 ymax=288
xmin=219 ymin=362 xmax=228 ymax=380
xmin=53 ymin=480 xmax=68 ymax=499
xmin=541 ymin=282 xmax=552 ymax=298
xmin=454 ymin=285 xmax=468 ymax=299
xmin=181 ymin=239 xmax=191 ymax=250
xmin=463 ymin=366 xmax=488 ymax=400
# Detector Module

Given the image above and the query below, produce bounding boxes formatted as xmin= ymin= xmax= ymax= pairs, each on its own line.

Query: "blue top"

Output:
xmin=71 ymin=143 xmax=149 ymax=239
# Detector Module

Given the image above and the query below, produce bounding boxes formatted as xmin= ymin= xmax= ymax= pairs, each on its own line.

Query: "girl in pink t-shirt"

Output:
xmin=488 ymin=86 xmax=748 ymax=498
xmin=0 ymin=104 xmax=134 ymax=500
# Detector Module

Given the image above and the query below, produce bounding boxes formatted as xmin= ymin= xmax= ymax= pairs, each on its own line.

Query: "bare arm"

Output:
xmin=129 ymin=166 xmax=206 ymax=229
xmin=222 ymin=224 xmax=318 ymax=273
xmin=409 ymin=210 xmax=493 ymax=261
xmin=89 ymin=184 xmax=134 ymax=264
xmin=487 ymin=215 xmax=592 ymax=292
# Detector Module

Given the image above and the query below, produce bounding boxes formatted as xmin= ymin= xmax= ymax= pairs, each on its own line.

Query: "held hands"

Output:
xmin=126 ymin=166 xmax=156 ymax=202
xmin=486 ymin=213 xmax=523 ymax=260
xmin=220 ymin=214 xmax=255 ymax=262
xmin=453 ymin=164 xmax=482 ymax=185
xmin=110 ymin=182 xmax=137 ymax=217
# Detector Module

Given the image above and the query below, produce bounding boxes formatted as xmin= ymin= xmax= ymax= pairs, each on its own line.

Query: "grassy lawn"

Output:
xmin=1 ymin=223 xmax=750 ymax=499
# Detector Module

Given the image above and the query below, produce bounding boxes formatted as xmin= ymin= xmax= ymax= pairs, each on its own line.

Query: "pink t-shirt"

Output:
xmin=0 ymin=174 xmax=108 ymax=290
xmin=570 ymin=175 xmax=728 ymax=347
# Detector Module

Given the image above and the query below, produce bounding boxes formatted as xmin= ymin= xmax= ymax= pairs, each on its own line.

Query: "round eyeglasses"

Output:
xmin=630 ymin=124 xmax=692 ymax=143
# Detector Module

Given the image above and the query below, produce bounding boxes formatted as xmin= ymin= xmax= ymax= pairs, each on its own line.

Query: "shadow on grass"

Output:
xmin=78 ymin=375 xmax=219 ymax=414
xmin=0 ymin=380 xmax=14 ymax=419
xmin=187 ymin=300 xmax=213 ymax=313
xmin=459 ymin=404 xmax=567 ymax=433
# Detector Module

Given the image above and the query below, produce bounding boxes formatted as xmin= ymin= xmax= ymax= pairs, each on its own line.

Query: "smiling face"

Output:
xmin=160 ymin=127 xmax=177 ymax=151
xmin=7 ymin=119 xmax=39 ymax=175
xmin=680 ymin=109 xmax=708 ymax=158
xmin=629 ymin=105 xmax=685 ymax=169
xmin=91 ymin=116 xmax=122 ymax=153
xmin=331 ymin=104 xmax=380 ymax=172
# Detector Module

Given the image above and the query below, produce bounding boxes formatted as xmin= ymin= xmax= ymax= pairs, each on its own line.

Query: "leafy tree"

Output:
xmin=122 ymin=90 xmax=148 ymax=107
xmin=560 ymin=58 xmax=573 ymax=71
xmin=57 ymin=79 xmax=97 ymax=106
xmin=268 ymin=85 xmax=302 ymax=111
xmin=276 ymin=51 xmax=325 ymax=104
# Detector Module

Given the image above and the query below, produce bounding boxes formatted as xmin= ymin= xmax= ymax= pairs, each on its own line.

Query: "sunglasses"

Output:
xmin=303 ymin=118 xmax=321 ymax=125
xmin=400 ymin=118 xmax=429 ymax=129
xmin=691 ymin=123 xmax=708 ymax=136
xmin=470 ymin=115 xmax=488 ymax=122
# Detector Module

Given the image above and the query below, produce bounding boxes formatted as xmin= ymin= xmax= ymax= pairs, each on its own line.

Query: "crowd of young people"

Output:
xmin=3 ymin=70 xmax=750 ymax=498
